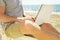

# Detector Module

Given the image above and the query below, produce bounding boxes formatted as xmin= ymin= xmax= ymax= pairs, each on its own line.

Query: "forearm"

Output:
xmin=0 ymin=14 xmax=18 ymax=22
xmin=0 ymin=6 xmax=17 ymax=22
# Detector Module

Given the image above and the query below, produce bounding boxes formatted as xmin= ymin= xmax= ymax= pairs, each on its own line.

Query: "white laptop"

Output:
xmin=35 ymin=5 xmax=60 ymax=34
xmin=35 ymin=5 xmax=54 ymax=25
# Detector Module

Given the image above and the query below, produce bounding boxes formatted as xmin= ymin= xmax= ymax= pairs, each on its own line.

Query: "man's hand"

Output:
xmin=17 ymin=17 xmax=35 ymax=23
xmin=24 ymin=17 xmax=35 ymax=22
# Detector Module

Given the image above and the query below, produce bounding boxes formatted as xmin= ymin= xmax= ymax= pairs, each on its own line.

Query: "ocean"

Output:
xmin=23 ymin=5 xmax=60 ymax=12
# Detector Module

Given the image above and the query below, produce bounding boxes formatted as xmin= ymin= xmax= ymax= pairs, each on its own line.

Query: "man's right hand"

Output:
xmin=17 ymin=17 xmax=35 ymax=23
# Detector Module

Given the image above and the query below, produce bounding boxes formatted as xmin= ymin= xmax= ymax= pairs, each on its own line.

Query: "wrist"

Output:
xmin=17 ymin=17 xmax=25 ymax=22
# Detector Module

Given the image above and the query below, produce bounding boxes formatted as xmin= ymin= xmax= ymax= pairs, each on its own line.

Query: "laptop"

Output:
xmin=35 ymin=5 xmax=60 ymax=36
xmin=35 ymin=5 xmax=54 ymax=25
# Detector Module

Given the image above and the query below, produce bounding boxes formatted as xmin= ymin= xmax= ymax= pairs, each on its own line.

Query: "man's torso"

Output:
xmin=0 ymin=0 xmax=24 ymax=18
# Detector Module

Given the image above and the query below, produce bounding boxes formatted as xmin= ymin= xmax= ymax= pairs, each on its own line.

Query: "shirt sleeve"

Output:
xmin=0 ymin=0 xmax=5 ymax=6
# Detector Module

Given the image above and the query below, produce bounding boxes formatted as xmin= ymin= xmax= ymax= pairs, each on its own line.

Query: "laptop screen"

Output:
xmin=35 ymin=5 xmax=54 ymax=25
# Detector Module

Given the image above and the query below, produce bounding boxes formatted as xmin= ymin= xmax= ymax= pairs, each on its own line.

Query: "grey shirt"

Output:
xmin=0 ymin=0 xmax=24 ymax=30
xmin=0 ymin=0 xmax=24 ymax=18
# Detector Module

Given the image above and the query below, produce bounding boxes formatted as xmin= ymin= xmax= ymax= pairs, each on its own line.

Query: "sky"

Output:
xmin=21 ymin=0 xmax=60 ymax=5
